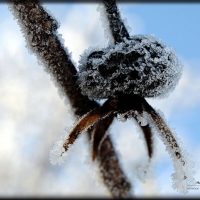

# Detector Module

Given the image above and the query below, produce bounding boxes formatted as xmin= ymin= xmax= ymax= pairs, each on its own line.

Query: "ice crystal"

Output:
xmin=97 ymin=3 xmax=115 ymax=45
xmin=97 ymin=2 xmax=131 ymax=46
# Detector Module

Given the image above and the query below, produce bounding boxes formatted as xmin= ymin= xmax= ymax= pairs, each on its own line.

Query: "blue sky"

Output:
xmin=0 ymin=1 xmax=200 ymax=198
xmin=126 ymin=4 xmax=200 ymax=58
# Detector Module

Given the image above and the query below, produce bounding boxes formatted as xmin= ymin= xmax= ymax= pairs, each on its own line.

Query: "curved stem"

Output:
xmin=143 ymin=100 xmax=183 ymax=161
xmin=142 ymin=99 xmax=195 ymax=193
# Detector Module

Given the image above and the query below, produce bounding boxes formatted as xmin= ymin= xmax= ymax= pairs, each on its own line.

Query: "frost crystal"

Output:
xmin=97 ymin=2 xmax=131 ymax=46
xmin=116 ymin=109 xmax=148 ymax=127
xmin=97 ymin=3 xmax=115 ymax=45
xmin=49 ymin=132 xmax=68 ymax=165
xmin=78 ymin=35 xmax=182 ymax=100
xmin=49 ymin=124 xmax=79 ymax=165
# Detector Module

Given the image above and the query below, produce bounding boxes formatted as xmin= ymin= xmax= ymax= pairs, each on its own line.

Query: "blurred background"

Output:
xmin=0 ymin=1 xmax=200 ymax=198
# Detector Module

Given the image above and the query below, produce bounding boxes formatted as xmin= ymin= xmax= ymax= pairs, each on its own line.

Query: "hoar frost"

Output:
xmin=148 ymin=109 xmax=196 ymax=193
xmin=77 ymin=35 xmax=182 ymax=100
xmin=117 ymin=107 xmax=196 ymax=193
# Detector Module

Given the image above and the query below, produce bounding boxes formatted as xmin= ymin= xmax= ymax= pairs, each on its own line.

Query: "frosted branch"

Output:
xmin=99 ymin=0 xmax=131 ymax=44
xmin=8 ymin=0 xmax=97 ymax=116
xmin=98 ymin=134 xmax=132 ymax=198
xmin=8 ymin=0 xmax=133 ymax=197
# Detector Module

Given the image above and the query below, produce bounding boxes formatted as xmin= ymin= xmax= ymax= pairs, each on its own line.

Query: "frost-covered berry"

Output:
xmin=77 ymin=35 xmax=182 ymax=99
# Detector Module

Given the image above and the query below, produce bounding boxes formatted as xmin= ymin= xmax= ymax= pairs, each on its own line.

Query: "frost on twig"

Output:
xmin=90 ymin=113 xmax=133 ymax=198
xmin=99 ymin=0 xmax=130 ymax=44
xmin=98 ymin=134 xmax=132 ymax=198
xmin=8 ymin=0 xmax=132 ymax=198
xmin=8 ymin=0 xmax=97 ymax=116
xmin=143 ymin=99 xmax=196 ymax=193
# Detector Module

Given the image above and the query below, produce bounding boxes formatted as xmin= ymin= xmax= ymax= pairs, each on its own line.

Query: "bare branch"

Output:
xmin=8 ymin=0 xmax=97 ymax=116
xmin=97 ymin=135 xmax=132 ymax=198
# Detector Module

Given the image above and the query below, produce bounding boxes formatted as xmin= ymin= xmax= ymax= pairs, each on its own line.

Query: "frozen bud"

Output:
xmin=77 ymin=35 xmax=182 ymax=99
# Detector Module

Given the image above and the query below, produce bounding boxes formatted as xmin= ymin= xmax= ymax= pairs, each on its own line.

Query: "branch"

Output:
xmin=8 ymin=0 xmax=97 ymax=116
xmin=8 ymin=0 xmax=132 ymax=197
xmin=98 ymin=135 xmax=132 ymax=198
xmin=102 ymin=0 xmax=130 ymax=43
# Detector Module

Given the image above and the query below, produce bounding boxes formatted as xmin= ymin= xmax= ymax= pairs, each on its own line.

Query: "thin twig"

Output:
xmin=102 ymin=0 xmax=130 ymax=43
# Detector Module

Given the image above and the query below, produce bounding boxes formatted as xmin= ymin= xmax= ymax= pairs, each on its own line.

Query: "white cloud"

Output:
xmin=58 ymin=4 xmax=105 ymax=65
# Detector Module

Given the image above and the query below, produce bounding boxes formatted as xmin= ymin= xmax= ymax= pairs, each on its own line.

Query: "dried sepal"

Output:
xmin=140 ymin=124 xmax=154 ymax=158
xmin=143 ymin=99 xmax=195 ymax=193
xmin=91 ymin=113 xmax=115 ymax=160
xmin=62 ymin=99 xmax=117 ymax=153
xmin=50 ymin=98 xmax=117 ymax=165
xmin=123 ymin=98 xmax=154 ymax=159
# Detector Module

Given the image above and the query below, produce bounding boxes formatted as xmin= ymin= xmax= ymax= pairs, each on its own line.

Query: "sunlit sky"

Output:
xmin=0 ymin=1 xmax=200 ymax=198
